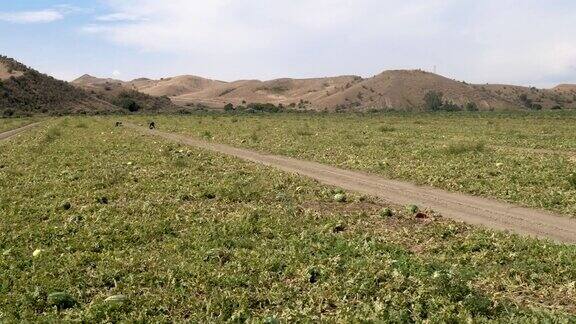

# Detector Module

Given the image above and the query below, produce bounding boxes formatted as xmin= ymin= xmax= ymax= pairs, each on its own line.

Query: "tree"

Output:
xmin=465 ymin=102 xmax=479 ymax=111
xmin=519 ymin=93 xmax=532 ymax=108
xmin=424 ymin=91 xmax=444 ymax=111
xmin=247 ymin=103 xmax=280 ymax=113
xmin=116 ymin=98 xmax=140 ymax=112
xmin=224 ymin=103 xmax=234 ymax=111
xmin=531 ymin=103 xmax=542 ymax=110
xmin=2 ymin=108 xmax=14 ymax=117
xmin=442 ymin=101 xmax=462 ymax=112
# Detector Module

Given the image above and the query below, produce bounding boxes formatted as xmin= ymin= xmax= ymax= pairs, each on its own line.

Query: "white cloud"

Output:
xmin=96 ymin=13 xmax=141 ymax=22
xmin=83 ymin=0 xmax=576 ymax=86
xmin=112 ymin=70 xmax=121 ymax=77
xmin=0 ymin=5 xmax=87 ymax=24
xmin=85 ymin=0 xmax=450 ymax=56
xmin=0 ymin=9 xmax=63 ymax=24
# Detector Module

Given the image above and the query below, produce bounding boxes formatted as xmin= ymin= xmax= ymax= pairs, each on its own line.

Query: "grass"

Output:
xmin=0 ymin=117 xmax=575 ymax=322
xmin=133 ymin=111 xmax=576 ymax=216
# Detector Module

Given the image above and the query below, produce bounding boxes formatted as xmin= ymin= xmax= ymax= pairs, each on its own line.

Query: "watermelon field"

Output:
xmin=132 ymin=111 xmax=576 ymax=215
xmin=0 ymin=113 xmax=575 ymax=322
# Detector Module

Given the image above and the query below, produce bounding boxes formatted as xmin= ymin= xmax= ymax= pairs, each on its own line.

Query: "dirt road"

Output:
xmin=128 ymin=124 xmax=576 ymax=244
xmin=0 ymin=123 xmax=38 ymax=141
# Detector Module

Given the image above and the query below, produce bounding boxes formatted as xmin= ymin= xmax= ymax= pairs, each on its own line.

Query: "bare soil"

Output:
xmin=0 ymin=62 xmax=24 ymax=80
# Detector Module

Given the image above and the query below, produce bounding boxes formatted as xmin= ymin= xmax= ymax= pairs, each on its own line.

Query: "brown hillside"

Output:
xmin=130 ymin=75 xmax=226 ymax=97
xmin=71 ymin=75 xmax=178 ymax=112
xmin=481 ymin=84 xmax=576 ymax=110
xmin=172 ymin=76 xmax=361 ymax=108
xmin=0 ymin=56 xmax=117 ymax=116
xmin=71 ymin=69 xmax=576 ymax=112
xmin=316 ymin=70 xmax=514 ymax=111
xmin=130 ymin=70 xmax=527 ymax=111
xmin=553 ymin=84 xmax=576 ymax=93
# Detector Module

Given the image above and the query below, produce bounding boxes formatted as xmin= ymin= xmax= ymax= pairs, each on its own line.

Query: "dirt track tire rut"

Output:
xmin=0 ymin=123 xmax=39 ymax=141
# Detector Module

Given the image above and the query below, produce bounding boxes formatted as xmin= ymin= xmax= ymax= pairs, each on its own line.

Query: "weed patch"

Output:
xmin=444 ymin=141 xmax=486 ymax=155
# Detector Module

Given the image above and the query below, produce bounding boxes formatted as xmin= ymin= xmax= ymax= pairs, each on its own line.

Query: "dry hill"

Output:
xmin=0 ymin=56 xmax=117 ymax=116
xmin=72 ymin=68 xmax=576 ymax=112
xmin=315 ymin=70 xmax=513 ymax=111
xmin=480 ymin=84 xmax=576 ymax=110
xmin=71 ymin=74 xmax=178 ymax=113
xmin=171 ymin=76 xmax=362 ymax=108
xmin=92 ymin=70 xmax=573 ymax=111
xmin=128 ymin=75 xmax=226 ymax=97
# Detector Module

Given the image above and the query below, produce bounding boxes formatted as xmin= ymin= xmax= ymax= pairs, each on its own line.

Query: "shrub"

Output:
xmin=569 ymin=173 xmax=576 ymax=189
xmin=445 ymin=141 xmax=486 ymax=155
xmin=378 ymin=125 xmax=396 ymax=132
xmin=424 ymin=91 xmax=444 ymax=111
xmin=178 ymin=108 xmax=193 ymax=115
xmin=518 ymin=93 xmax=541 ymax=110
xmin=423 ymin=91 xmax=463 ymax=111
xmin=202 ymin=131 xmax=212 ymax=139
xmin=465 ymin=102 xmax=479 ymax=111
xmin=442 ymin=101 xmax=463 ymax=111
xmin=246 ymin=103 xmax=280 ymax=113
xmin=115 ymin=98 xmax=140 ymax=112
xmin=2 ymin=108 xmax=14 ymax=117
xmin=224 ymin=103 xmax=234 ymax=111
xmin=43 ymin=127 xmax=62 ymax=143
xmin=531 ymin=103 xmax=543 ymax=110
xmin=295 ymin=129 xmax=314 ymax=136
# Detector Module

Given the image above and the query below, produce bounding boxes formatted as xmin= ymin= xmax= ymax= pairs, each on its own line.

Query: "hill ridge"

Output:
xmin=0 ymin=56 xmax=118 ymax=116
xmin=75 ymin=68 xmax=576 ymax=111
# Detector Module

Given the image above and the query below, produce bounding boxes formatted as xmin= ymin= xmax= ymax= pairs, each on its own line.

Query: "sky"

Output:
xmin=0 ymin=0 xmax=575 ymax=87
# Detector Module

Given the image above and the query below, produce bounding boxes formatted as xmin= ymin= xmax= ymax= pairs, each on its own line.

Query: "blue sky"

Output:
xmin=1 ymin=0 xmax=575 ymax=87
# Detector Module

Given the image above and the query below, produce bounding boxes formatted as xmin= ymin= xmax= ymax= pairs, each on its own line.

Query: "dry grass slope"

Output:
xmin=71 ymin=75 xmax=178 ymax=113
xmin=76 ymin=70 xmax=576 ymax=112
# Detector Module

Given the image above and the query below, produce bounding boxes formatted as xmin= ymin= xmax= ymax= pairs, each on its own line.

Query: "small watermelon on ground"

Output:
xmin=47 ymin=292 xmax=76 ymax=310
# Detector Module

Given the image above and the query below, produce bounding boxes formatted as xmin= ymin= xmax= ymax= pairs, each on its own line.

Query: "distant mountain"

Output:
xmin=127 ymin=75 xmax=227 ymax=97
xmin=71 ymin=74 xmax=177 ymax=113
xmin=480 ymin=84 xmax=576 ymax=110
xmin=77 ymin=69 xmax=575 ymax=111
xmin=0 ymin=56 xmax=117 ymax=116
xmin=315 ymin=70 xmax=514 ymax=111
xmin=6 ymin=52 xmax=573 ymax=115
xmin=169 ymin=75 xmax=362 ymax=109
xmin=552 ymin=84 xmax=576 ymax=93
